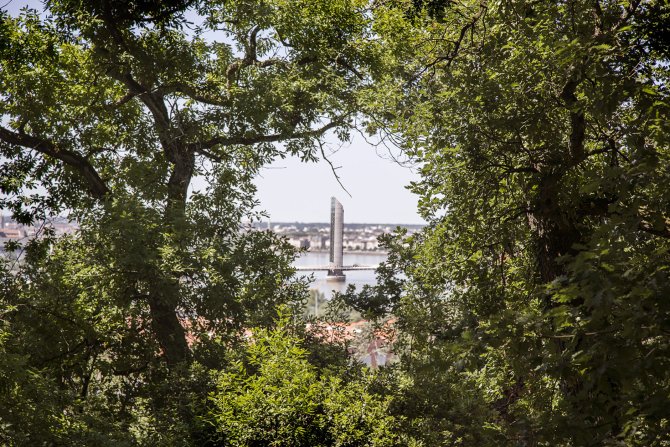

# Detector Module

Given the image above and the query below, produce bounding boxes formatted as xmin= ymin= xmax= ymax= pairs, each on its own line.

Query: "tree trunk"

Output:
xmin=530 ymin=171 xmax=581 ymax=283
xmin=148 ymin=283 xmax=190 ymax=366
xmin=147 ymin=146 xmax=195 ymax=366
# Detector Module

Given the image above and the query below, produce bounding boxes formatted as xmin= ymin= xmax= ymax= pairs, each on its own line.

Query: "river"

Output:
xmin=293 ymin=251 xmax=387 ymax=298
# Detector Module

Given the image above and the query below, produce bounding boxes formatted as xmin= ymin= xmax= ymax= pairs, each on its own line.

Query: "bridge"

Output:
xmin=298 ymin=197 xmax=378 ymax=281
xmin=295 ymin=264 xmax=379 ymax=272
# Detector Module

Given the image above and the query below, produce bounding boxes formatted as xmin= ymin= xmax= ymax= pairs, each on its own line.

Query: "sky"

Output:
xmin=2 ymin=0 xmax=425 ymax=225
xmin=252 ymin=135 xmax=423 ymax=224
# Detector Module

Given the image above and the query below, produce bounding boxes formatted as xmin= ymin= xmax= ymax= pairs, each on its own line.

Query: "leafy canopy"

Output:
xmin=352 ymin=0 xmax=670 ymax=444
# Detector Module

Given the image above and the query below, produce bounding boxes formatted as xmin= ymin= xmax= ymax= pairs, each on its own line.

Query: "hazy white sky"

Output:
xmin=3 ymin=0 xmax=424 ymax=224
xmin=253 ymin=134 xmax=422 ymax=224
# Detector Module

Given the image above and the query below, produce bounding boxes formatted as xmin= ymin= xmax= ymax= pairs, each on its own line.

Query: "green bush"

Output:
xmin=206 ymin=313 xmax=409 ymax=446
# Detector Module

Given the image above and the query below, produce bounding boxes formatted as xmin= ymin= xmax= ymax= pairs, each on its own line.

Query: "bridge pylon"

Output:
xmin=327 ymin=197 xmax=346 ymax=282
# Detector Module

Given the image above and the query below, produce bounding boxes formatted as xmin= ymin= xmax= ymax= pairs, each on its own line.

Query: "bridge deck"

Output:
xmin=295 ymin=265 xmax=378 ymax=271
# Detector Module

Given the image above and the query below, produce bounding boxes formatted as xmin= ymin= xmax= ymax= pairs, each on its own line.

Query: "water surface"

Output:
xmin=294 ymin=251 xmax=387 ymax=298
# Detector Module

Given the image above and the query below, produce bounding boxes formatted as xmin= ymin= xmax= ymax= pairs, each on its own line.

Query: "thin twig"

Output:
xmin=318 ymin=140 xmax=351 ymax=197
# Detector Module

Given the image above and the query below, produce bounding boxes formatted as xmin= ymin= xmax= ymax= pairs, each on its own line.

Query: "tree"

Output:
xmin=0 ymin=0 xmax=380 ymax=443
xmin=359 ymin=0 xmax=670 ymax=444
xmin=1 ymin=0 xmax=377 ymax=365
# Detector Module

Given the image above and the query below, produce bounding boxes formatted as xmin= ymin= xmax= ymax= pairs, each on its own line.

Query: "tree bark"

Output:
xmin=529 ymin=170 xmax=581 ymax=283
xmin=147 ymin=283 xmax=190 ymax=366
xmin=147 ymin=146 xmax=195 ymax=366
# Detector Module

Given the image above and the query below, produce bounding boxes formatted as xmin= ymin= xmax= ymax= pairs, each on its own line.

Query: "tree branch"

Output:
xmin=413 ymin=1 xmax=488 ymax=80
xmin=560 ymin=71 xmax=586 ymax=163
xmin=579 ymin=197 xmax=670 ymax=239
xmin=159 ymin=83 xmax=231 ymax=107
xmin=614 ymin=0 xmax=642 ymax=31
xmin=318 ymin=139 xmax=351 ymax=197
xmin=190 ymin=120 xmax=340 ymax=152
xmin=486 ymin=162 xmax=539 ymax=174
xmin=104 ymin=90 xmax=139 ymax=110
xmin=116 ymin=72 xmax=171 ymax=134
xmin=95 ymin=45 xmax=173 ymax=148
xmin=335 ymin=56 xmax=364 ymax=80
xmin=0 ymin=126 xmax=109 ymax=199
xmin=226 ymin=25 xmax=282 ymax=86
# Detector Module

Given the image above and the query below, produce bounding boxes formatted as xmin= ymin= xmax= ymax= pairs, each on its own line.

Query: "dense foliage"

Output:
xmin=351 ymin=0 xmax=670 ymax=445
xmin=0 ymin=0 xmax=381 ymax=444
xmin=207 ymin=311 xmax=404 ymax=446
xmin=1 ymin=0 xmax=669 ymax=446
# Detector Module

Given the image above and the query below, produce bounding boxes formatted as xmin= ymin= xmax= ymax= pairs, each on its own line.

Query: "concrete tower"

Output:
xmin=327 ymin=197 xmax=345 ymax=281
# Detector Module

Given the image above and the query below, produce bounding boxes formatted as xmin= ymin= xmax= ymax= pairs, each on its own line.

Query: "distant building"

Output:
xmin=0 ymin=216 xmax=78 ymax=258
xmin=0 ymin=228 xmax=25 ymax=239
xmin=363 ymin=238 xmax=379 ymax=251
xmin=307 ymin=235 xmax=325 ymax=249
xmin=287 ymin=237 xmax=310 ymax=249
